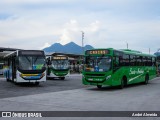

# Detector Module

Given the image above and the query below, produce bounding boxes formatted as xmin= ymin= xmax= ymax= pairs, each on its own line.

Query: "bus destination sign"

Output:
xmin=53 ymin=56 xmax=67 ymax=60
xmin=86 ymin=50 xmax=109 ymax=55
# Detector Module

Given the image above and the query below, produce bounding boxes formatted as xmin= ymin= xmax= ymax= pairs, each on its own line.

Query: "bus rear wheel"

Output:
xmin=144 ymin=74 xmax=149 ymax=85
xmin=97 ymin=85 xmax=102 ymax=89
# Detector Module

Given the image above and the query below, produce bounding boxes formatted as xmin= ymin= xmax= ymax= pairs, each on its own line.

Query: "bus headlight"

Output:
xmin=106 ymin=75 xmax=111 ymax=80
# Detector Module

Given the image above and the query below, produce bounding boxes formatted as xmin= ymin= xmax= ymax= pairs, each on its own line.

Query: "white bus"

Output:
xmin=4 ymin=50 xmax=46 ymax=85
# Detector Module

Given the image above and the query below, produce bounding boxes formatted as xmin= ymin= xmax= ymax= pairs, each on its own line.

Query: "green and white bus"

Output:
xmin=4 ymin=50 xmax=46 ymax=85
xmin=47 ymin=55 xmax=69 ymax=80
xmin=82 ymin=48 xmax=157 ymax=89
xmin=154 ymin=51 xmax=160 ymax=76
xmin=156 ymin=56 xmax=160 ymax=76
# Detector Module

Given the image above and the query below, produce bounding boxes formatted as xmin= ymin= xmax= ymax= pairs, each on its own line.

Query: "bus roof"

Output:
xmin=4 ymin=51 xmax=16 ymax=58
xmin=119 ymin=49 xmax=156 ymax=57
xmin=85 ymin=48 xmax=156 ymax=57
xmin=4 ymin=50 xmax=45 ymax=58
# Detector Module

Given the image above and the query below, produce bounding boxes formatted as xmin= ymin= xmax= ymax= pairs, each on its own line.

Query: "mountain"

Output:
xmin=154 ymin=51 xmax=160 ymax=56
xmin=43 ymin=42 xmax=94 ymax=54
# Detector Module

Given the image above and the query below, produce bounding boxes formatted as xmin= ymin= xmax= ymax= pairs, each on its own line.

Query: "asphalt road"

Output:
xmin=0 ymin=74 xmax=87 ymax=99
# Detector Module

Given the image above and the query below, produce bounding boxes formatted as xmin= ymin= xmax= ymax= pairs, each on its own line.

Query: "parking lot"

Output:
xmin=0 ymin=75 xmax=160 ymax=120
xmin=0 ymin=74 xmax=86 ymax=98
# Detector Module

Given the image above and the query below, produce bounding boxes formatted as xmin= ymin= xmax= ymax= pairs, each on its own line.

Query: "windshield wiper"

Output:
xmin=25 ymin=56 xmax=31 ymax=63
xmin=34 ymin=57 xmax=38 ymax=64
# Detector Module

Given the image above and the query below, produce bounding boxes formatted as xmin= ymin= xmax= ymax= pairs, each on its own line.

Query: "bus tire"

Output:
xmin=97 ymin=85 xmax=102 ymax=89
xmin=119 ymin=79 xmax=124 ymax=89
xmin=61 ymin=77 xmax=65 ymax=80
xmin=35 ymin=82 xmax=39 ymax=85
xmin=46 ymin=76 xmax=49 ymax=80
xmin=7 ymin=71 xmax=10 ymax=81
xmin=6 ymin=72 xmax=9 ymax=82
xmin=144 ymin=74 xmax=149 ymax=85
xmin=14 ymin=81 xmax=18 ymax=85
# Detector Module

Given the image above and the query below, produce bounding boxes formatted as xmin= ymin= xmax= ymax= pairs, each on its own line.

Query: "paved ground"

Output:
xmin=0 ymin=74 xmax=87 ymax=98
xmin=0 ymin=75 xmax=160 ymax=120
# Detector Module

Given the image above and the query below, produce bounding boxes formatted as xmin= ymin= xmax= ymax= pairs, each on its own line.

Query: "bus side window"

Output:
xmin=142 ymin=57 xmax=146 ymax=66
xmin=15 ymin=57 xmax=19 ymax=67
xmin=136 ymin=56 xmax=142 ymax=66
xmin=113 ymin=56 xmax=119 ymax=68
xmin=147 ymin=57 xmax=152 ymax=66
xmin=152 ymin=57 xmax=156 ymax=66
xmin=130 ymin=55 xmax=135 ymax=66
xmin=122 ymin=54 xmax=129 ymax=66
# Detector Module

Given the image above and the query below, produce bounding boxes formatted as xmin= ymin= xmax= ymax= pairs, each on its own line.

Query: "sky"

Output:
xmin=0 ymin=0 xmax=160 ymax=54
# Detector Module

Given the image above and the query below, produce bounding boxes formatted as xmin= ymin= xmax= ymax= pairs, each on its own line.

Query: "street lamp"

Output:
xmin=80 ymin=31 xmax=85 ymax=67
xmin=81 ymin=31 xmax=84 ymax=54
xmin=126 ymin=41 xmax=128 ymax=49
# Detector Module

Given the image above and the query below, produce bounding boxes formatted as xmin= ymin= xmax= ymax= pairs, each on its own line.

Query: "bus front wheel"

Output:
xmin=35 ymin=82 xmax=39 ymax=85
xmin=6 ymin=79 xmax=9 ymax=82
xmin=97 ymin=85 xmax=102 ymax=89
xmin=6 ymin=71 xmax=10 ymax=82
xmin=60 ymin=77 xmax=65 ymax=80
xmin=119 ymin=79 xmax=124 ymax=89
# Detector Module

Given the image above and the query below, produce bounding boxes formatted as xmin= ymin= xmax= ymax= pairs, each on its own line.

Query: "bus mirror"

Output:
xmin=46 ymin=59 xmax=51 ymax=65
xmin=49 ymin=61 xmax=51 ymax=65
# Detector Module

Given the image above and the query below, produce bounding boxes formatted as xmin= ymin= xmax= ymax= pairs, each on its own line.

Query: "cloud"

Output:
xmin=58 ymin=20 xmax=101 ymax=46
xmin=0 ymin=0 xmax=160 ymax=54
xmin=1 ymin=0 xmax=75 ymax=4
xmin=40 ymin=42 xmax=51 ymax=50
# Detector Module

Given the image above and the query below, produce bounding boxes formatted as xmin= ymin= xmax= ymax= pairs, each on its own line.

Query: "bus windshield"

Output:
xmin=18 ymin=56 xmax=45 ymax=70
xmin=85 ymin=56 xmax=111 ymax=72
xmin=52 ymin=59 xmax=69 ymax=70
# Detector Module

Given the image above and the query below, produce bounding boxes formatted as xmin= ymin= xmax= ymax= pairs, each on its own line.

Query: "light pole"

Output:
xmin=80 ymin=31 xmax=85 ymax=67
xmin=126 ymin=41 xmax=128 ymax=49
xmin=81 ymin=31 xmax=84 ymax=54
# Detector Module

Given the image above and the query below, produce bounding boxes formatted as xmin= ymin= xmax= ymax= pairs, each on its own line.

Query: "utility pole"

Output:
xmin=126 ymin=41 xmax=128 ymax=49
xmin=81 ymin=31 xmax=84 ymax=54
